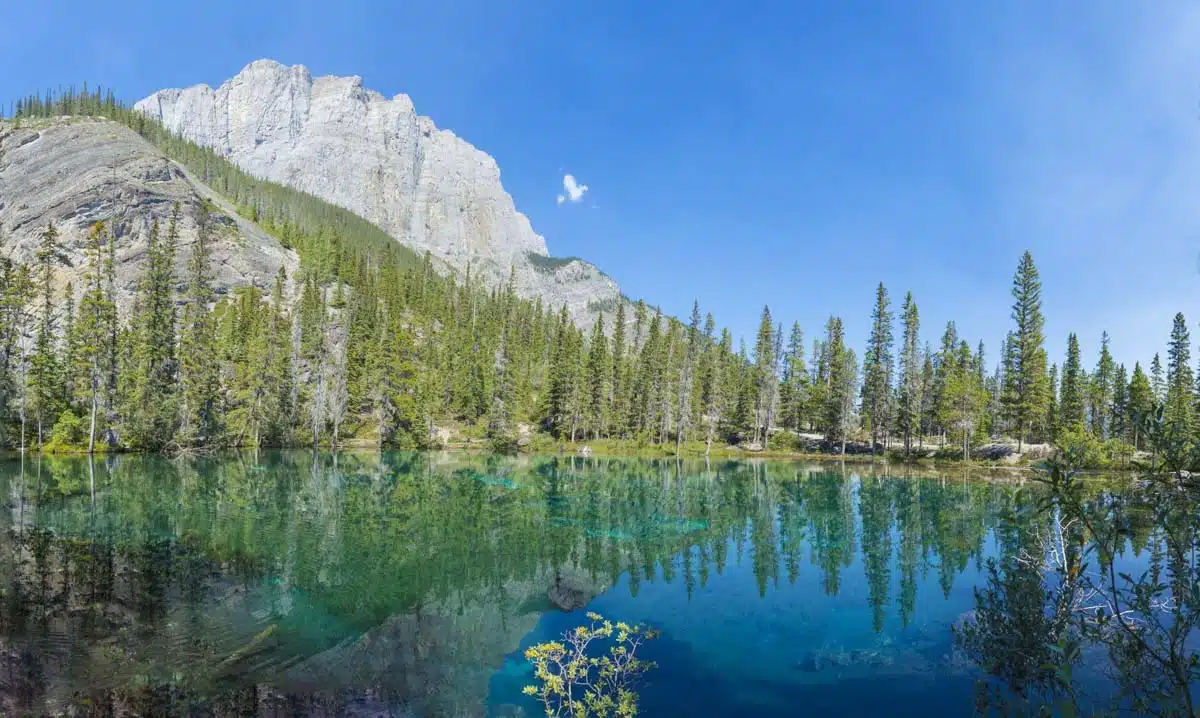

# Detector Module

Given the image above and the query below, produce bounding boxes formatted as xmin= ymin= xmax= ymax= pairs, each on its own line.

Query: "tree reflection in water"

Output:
xmin=956 ymin=422 xmax=1200 ymax=716
xmin=0 ymin=451 xmax=1179 ymax=716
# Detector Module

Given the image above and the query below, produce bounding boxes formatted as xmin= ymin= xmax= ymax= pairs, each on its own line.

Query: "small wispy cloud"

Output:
xmin=556 ymin=174 xmax=589 ymax=205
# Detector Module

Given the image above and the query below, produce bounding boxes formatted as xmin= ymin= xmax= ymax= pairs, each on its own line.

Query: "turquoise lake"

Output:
xmin=0 ymin=451 xmax=1173 ymax=716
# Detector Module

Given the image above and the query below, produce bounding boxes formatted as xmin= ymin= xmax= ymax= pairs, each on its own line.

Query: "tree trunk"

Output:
xmin=88 ymin=389 xmax=97 ymax=455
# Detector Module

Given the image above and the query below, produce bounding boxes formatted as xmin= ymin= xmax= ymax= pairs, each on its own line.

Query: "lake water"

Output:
xmin=0 ymin=452 xmax=1155 ymax=716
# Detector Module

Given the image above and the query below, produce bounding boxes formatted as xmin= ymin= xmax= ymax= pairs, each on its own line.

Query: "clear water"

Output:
xmin=0 ymin=452 xmax=1141 ymax=715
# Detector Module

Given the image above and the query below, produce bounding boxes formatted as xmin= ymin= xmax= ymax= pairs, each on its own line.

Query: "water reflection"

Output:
xmin=0 ymin=453 xmax=1165 ymax=716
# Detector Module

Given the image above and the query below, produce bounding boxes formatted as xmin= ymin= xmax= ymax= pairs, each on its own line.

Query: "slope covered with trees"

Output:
xmin=0 ymin=89 xmax=1185 ymax=461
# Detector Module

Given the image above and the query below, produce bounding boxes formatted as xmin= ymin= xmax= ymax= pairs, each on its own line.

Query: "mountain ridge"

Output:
xmin=0 ymin=115 xmax=299 ymax=311
xmin=135 ymin=59 xmax=621 ymax=326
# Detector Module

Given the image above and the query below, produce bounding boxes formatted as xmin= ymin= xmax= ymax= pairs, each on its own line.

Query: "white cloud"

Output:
xmin=556 ymin=174 xmax=589 ymax=205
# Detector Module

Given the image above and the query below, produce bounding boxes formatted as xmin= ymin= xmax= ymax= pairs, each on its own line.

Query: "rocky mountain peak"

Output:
xmin=135 ymin=59 xmax=620 ymax=326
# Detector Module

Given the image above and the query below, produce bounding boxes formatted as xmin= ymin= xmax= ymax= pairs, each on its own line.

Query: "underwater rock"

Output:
xmin=547 ymin=580 xmax=588 ymax=612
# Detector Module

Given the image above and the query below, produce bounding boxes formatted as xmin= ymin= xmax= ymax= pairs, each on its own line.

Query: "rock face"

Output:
xmin=135 ymin=59 xmax=621 ymax=326
xmin=0 ymin=116 xmax=299 ymax=310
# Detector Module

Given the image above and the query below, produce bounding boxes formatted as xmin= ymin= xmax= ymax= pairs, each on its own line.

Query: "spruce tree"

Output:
xmin=822 ymin=317 xmax=856 ymax=452
xmin=1164 ymin=312 xmax=1193 ymax=434
xmin=1001 ymin=251 xmax=1049 ymax=451
xmin=896 ymin=292 xmax=922 ymax=454
xmin=29 ymin=222 xmax=66 ymax=444
xmin=122 ymin=210 xmax=180 ymax=450
xmin=675 ymin=302 xmax=701 ymax=452
xmin=609 ymin=301 xmax=628 ymax=437
xmin=860 ymin=283 xmax=894 ymax=453
xmin=704 ymin=328 xmax=733 ymax=453
xmin=751 ymin=306 xmax=776 ymax=446
xmin=544 ymin=305 xmax=576 ymax=438
xmin=1150 ymin=353 xmax=1165 ymax=404
xmin=1126 ymin=362 xmax=1154 ymax=449
xmin=781 ymin=322 xmax=809 ymax=433
xmin=487 ymin=324 xmax=517 ymax=451
xmin=944 ymin=340 xmax=987 ymax=459
xmin=933 ymin=322 xmax=959 ymax=446
xmin=1089 ymin=331 xmax=1115 ymax=439
xmin=1110 ymin=363 xmax=1128 ymax=444
xmin=0 ymin=260 xmax=34 ymax=448
xmin=178 ymin=202 xmax=220 ymax=446
xmin=1059 ymin=334 xmax=1086 ymax=431
xmin=584 ymin=313 xmax=611 ymax=440
xmin=73 ymin=223 xmax=117 ymax=453
xmin=1046 ymin=363 xmax=1059 ymax=442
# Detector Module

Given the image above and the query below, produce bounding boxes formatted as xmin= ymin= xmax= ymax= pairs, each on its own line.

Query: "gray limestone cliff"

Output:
xmin=0 ymin=116 xmax=299 ymax=310
xmin=135 ymin=59 xmax=621 ymax=326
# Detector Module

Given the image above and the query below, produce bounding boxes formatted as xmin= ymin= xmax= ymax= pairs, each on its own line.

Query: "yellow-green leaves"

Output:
xmin=522 ymin=613 xmax=658 ymax=717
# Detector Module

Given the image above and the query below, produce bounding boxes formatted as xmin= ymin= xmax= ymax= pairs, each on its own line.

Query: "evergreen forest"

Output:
xmin=0 ymin=89 xmax=1182 ymax=465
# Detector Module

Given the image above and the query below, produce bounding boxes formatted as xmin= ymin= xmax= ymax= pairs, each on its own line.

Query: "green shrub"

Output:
xmin=44 ymin=410 xmax=86 ymax=453
xmin=766 ymin=431 xmax=799 ymax=452
xmin=1055 ymin=425 xmax=1136 ymax=469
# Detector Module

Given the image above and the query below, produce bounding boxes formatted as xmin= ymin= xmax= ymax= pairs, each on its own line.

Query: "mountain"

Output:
xmin=135 ymin=59 xmax=621 ymax=325
xmin=0 ymin=116 xmax=298 ymax=310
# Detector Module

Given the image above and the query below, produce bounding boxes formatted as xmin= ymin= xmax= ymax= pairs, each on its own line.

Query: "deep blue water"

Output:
xmin=0 ymin=452 xmax=1175 ymax=716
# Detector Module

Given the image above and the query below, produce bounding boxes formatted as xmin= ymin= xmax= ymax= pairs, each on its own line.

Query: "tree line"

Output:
xmin=0 ymin=86 xmax=1185 ymax=459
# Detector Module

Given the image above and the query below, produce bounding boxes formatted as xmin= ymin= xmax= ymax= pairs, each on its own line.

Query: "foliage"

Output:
xmin=959 ymin=423 xmax=1200 ymax=716
xmin=5 ymin=89 xmax=1193 ymax=463
xmin=43 ymin=410 xmax=85 ymax=453
xmin=1053 ymin=425 xmax=1136 ymax=470
xmin=522 ymin=612 xmax=658 ymax=718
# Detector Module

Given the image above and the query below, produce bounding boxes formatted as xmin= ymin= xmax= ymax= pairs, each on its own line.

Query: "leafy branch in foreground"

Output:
xmin=523 ymin=612 xmax=659 ymax=717
xmin=958 ymin=417 xmax=1200 ymax=717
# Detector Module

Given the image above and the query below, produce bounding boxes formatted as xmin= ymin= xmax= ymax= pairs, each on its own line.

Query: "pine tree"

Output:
xmin=1046 ymin=363 xmax=1059 ymax=442
xmin=487 ymin=323 xmax=517 ymax=451
xmin=178 ymin=201 xmax=220 ymax=446
xmin=918 ymin=349 xmax=935 ymax=449
xmin=122 ymin=210 xmax=180 ymax=450
xmin=1089 ymin=331 xmax=1115 ymax=439
xmin=326 ymin=336 xmax=349 ymax=449
xmin=675 ymin=302 xmax=701 ymax=452
xmin=944 ymin=341 xmax=987 ymax=460
xmin=299 ymin=275 xmax=329 ymax=447
xmin=704 ymin=328 xmax=733 ymax=453
xmin=896 ymin=292 xmax=922 ymax=454
xmin=860 ymin=283 xmax=894 ymax=453
xmin=1126 ymin=362 xmax=1154 ymax=449
xmin=263 ymin=270 xmax=295 ymax=444
xmin=585 ymin=313 xmax=611 ymax=440
xmin=544 ymin=305 xmax=576 ymax=438
xmin=780 ymin=322 xmax=809 ymax=433
xmin=609 ymin=301 xmax=628 ymax=438
xmin=751 ymin=306 xmax=776 ymax=446
xmin=1002 ymin=251 xmax=1049 ymax=451
xmin=1110 ymin=363 xmax=1128 ymax=444
xmin=933 ymin=322 xmax=959 ymax=446
xmin=29 ymin=222 xmax=66 ymax=444
xmin=822 ymin=317 xmax=856 ymax=452
xmin=0 ymin=260 xmax=34 ymax=448
xmin=1150 ymin=353 xmax=1165 ymax=404
xmin=1059 ymin=334 xmax=1086 ymax=431
xmin=1164 ymin=313 xmax=1193 ymax=434
xmin=73 ymin=223 xmax=117 ymax=453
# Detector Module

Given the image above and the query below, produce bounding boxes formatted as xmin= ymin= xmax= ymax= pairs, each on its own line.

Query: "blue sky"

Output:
xmin=5 ymin=0 xmax=1200 ymax=372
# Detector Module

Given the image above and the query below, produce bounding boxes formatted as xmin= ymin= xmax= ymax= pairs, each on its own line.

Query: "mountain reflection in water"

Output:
xmin=0 ymin=452 xmax=1185 ymax=716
